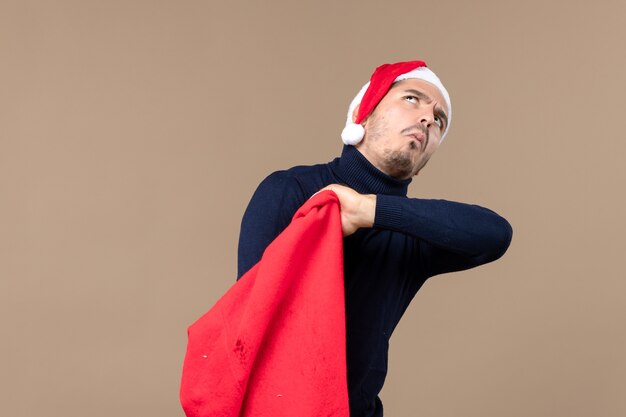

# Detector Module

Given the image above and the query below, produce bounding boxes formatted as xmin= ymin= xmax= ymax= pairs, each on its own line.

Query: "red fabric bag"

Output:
xmin=180 ymin=191 xmax=349 ymax=417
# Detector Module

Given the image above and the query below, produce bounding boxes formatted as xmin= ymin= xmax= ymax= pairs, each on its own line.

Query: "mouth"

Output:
xmin=401 ymin=124 xmax=429 ymax=151
xmin=407 ymin=133 xmax=425 ymax=150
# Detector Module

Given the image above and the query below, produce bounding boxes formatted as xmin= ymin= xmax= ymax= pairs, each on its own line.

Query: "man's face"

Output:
xmin=356 ymin=78 xmax=449 ymax=180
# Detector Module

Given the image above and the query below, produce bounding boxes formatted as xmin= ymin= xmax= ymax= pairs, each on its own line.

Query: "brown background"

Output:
xmin=2 ymin=0 xmax=625 ymax=416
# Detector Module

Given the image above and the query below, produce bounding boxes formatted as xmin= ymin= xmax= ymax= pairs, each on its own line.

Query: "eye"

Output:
xmin=434 ymin=115 xmax=448 ymax=132
xmin=404 ymin=95 xmax=418 ymax=104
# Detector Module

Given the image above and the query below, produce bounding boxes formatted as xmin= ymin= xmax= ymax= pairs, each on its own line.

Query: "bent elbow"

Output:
xmin=474 ymin=216 xmax=513 ymax=265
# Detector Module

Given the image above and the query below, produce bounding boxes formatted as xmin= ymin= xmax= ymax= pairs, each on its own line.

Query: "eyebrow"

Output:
xmin=403 ymin=89 xmax=449 ymax=129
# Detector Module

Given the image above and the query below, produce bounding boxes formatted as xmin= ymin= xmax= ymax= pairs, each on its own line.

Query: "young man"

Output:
xmin=237 ymin=60 xmax=512 ymax=417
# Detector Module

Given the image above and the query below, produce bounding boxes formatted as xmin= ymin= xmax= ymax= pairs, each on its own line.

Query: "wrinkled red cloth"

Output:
xmin=180 ymin=191 xmax=349 ymax=417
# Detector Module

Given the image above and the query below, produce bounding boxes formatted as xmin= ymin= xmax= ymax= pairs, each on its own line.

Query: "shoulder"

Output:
xmin=259 ymin=161 xmax=334 ymax=198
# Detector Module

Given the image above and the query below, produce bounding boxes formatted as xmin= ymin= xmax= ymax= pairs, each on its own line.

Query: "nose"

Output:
xmin=418 ymin=109 xmax=435 ymax=128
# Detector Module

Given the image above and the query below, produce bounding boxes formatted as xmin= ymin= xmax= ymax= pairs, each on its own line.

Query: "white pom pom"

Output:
xmin=341 ymin=123 xmax=365 ymax=145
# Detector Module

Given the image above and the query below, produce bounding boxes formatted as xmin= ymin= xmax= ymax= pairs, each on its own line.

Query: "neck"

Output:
xmin=330 ymin=145 xmax=411 ymax=197
xmin=355 ymin=144 xmax=415 ymax=180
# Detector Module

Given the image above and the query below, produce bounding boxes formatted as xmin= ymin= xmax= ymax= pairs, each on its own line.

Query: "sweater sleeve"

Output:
xmin=374 ymin=194 xmax=513 ymax=277
xmin=237 ymin=170 xmax=307 ymax=279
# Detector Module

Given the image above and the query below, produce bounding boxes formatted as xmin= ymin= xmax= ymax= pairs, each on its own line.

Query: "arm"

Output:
xmin=237 ymin=171 xmax=307 ymax=279
xmin=375 ymin=194 xmax=512 ymax=275
xmin=322 ymin=184 xmax=512 ymax=276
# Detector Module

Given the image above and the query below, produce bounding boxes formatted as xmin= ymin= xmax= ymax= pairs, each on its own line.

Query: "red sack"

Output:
xmin=180 ymin=191 xmax=349 ymax=417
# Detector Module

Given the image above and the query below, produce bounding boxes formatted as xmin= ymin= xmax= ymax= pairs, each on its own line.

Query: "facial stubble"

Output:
xmin=365 ymin=114 xmax=430 ymax=180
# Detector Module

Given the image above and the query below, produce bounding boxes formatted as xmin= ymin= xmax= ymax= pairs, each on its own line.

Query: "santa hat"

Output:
xmin=341 ymin=60 xmax=452 ymax=145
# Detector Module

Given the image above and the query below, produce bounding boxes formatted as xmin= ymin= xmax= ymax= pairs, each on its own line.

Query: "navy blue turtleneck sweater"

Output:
xmin=237 ymin=145 xmax=512 ymax=417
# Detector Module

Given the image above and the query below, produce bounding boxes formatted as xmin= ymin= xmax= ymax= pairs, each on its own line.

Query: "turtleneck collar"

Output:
xmin=329 ymin=145 xmax=411 ymax=197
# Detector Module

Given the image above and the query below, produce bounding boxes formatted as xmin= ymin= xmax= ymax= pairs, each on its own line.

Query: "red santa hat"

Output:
xmin=341 ymin=60 xmax=452 ymax=145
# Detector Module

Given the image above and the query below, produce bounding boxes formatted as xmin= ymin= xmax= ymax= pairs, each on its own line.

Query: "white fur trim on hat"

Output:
xmin=341 ymin=82 xmax=369 ymax=145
